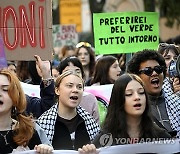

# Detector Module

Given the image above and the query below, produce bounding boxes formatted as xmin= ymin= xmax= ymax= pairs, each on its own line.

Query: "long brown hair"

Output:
xmin=0 ymin=69 xmax=34 ymax=146
xmin=103 ymin=73 xmax=159 ymax=138
xmin=76 ymin=44 xmax=95 ymax=78
xmin=91 ymin=55 xmax=117 ymax=85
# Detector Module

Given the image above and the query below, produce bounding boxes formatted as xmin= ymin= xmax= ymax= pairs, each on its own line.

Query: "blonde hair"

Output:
xmin=55 ymin=70 xmax=85 ymax=88
xmin=129 ymin=73 xmax=145 ymax=87
xmin=0 ymin=69 xmax=34 ymax=146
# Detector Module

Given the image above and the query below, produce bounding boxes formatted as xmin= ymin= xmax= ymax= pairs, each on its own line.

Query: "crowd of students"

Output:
xmin=1 ymin=41 xmax=180 ymax=153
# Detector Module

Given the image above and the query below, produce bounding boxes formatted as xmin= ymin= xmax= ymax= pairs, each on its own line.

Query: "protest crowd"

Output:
xmin=0 ymin=1 xmax=180 ymax=154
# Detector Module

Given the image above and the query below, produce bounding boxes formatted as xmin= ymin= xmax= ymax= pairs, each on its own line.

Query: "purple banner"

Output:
xmin=0 ymin=34 xmax=7 ymax=69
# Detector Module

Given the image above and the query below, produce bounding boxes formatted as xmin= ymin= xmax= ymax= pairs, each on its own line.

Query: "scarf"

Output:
xmin=37 ymin=103 xmax=100 ymax=143
xmin=162 ymin=77 xmax=180 ymax=138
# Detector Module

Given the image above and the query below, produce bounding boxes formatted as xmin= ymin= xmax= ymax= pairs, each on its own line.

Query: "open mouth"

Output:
xmin=0 ymin=100 xmax=3 ymax=105
xmin=151 ymin=78 xmax=160 ymax=85
xmin=70 ymin=96 xmax=78 ymax=100
xmin=133 ymin=103 xmax=141 ymax=107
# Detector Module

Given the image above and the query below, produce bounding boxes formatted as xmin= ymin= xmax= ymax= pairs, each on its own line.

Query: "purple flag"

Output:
xmin=0 ymin=34 xmax=7 ymax=69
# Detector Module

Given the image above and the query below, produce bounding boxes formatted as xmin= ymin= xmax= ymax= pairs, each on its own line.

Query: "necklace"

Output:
xmin=0 ymin=120 xmax=14 ymax=145
xmin=0 ymin=130 xmax=11 ymax=145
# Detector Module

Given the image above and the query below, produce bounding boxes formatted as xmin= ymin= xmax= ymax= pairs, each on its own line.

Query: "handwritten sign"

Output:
xmin=60 ymin=0 xmax=82 ymax=32
xmin=52 ymin=24 xmax=78 ymax=47
xmin=0 ymin=0 xmax=53 ymax=60
xmin=93 ymin=12 xmax=159 ymax=55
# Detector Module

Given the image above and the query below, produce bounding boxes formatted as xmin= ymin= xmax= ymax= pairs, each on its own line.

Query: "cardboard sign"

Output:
xmin=0 ymin=0 xmax=53 ymax=60
xmin=52 ymin=24 xmax=78 ymax=47
xmin=60 ymin=0 xmax=82 ymax=32
xmin=93 ymin=12 xmax=159 ymax=55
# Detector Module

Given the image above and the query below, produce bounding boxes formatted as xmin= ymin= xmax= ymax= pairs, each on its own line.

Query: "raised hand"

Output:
xmin=34 ymin=55 xmax=51 ymax=80
xmin=173 ymin=77 xmax=180 ymax=93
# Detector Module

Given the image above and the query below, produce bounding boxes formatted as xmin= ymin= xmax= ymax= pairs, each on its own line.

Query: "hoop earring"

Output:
xmin=11 ymin=106 xmax=18 ymax=118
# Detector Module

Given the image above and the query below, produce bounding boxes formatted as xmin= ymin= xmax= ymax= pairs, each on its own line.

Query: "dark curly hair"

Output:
xmin=127 ymin=49 xmax=167 ymax=78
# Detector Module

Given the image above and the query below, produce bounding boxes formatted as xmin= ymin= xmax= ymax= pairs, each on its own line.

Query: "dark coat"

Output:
xmin=26 ymin=80 xmax=55 ymax=118
xmin=0 ymin=130 xmax=41 ymax=154
xmin=52 ymin=115 xmax=91 ymax=150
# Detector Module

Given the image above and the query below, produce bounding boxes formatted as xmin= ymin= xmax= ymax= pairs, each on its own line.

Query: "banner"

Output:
xmin=52 ymin=24 xmax=78 ymax=47
xmin=21 ymin=82 xmax=40 ymax=98
xmin=17 ymin=150 xmax=78 ymax=154
xmin=85 ymin=84 xmax=113 ymax=104
xmin=93 ymin=12 xmax=159 ymax=55
xmin=0 ymin=34 xmax=7 ymax=69
xmin=21 ymin=82 xmax=113 ymax=102
xmin=17 ymin=139 xmax=180 ymax=154
xmin=0 ymin=0 xmax=53 ymax=60
xmin=99 ymin=139 xmax=180 ymax=154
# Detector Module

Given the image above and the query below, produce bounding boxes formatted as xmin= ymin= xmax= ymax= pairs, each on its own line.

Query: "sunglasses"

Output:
xmin=76 ymin=42 xmax=91 ymax=48
xmin=158 ymin=43 xmax=179 ymax=49
xmin=138 ymin=66 xmax=164 ymax=76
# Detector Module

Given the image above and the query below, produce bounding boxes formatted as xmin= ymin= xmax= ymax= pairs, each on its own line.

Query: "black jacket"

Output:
xmin=26 ymin=80 xmax=55 ymax=118
xmin=52 ymin=114 xmax=90 ymax=150
xmin=0 ymin=130 xmax=41 ymax=154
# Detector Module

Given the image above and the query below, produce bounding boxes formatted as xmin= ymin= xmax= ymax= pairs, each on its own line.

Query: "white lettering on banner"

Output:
xmin=99 ymin=139 xmax=180 ymax=154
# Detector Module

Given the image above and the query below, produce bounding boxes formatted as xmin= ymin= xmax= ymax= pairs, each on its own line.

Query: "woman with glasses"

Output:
xmin=158 ymin=43 xmax=179 ymax=75
xmin=157 ymin=43 xmax=180 ymax=139
xmin=158 ymin=43 xmax=180 ymax=93
xmin=127 ymin=49 xmax=179 ymax=138
xmin=76 ymin=42 xmax=95 ymax=85
xmin=79 ymin=74 xmax=171 ymax=153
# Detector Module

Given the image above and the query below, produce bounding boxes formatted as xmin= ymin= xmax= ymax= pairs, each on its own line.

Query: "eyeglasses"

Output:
xmin=76 ymin=42 xmax=91 ymax=48
xmin=138 ymin=66 xmax=164 ymax=76
xmin=158 ymin=43 xmax=179 ymax=49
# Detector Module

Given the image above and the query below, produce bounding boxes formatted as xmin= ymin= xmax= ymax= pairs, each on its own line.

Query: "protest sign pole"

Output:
xmin=125 ymin=53 xmax=132 ymax=65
